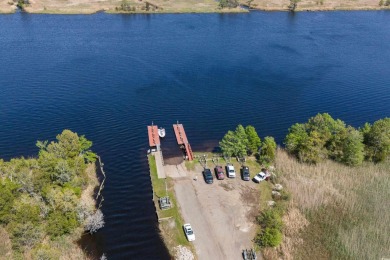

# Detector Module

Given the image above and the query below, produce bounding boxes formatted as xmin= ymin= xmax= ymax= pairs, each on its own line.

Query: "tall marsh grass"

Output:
xmin=275 ymin=149 xmax=390 ymax=259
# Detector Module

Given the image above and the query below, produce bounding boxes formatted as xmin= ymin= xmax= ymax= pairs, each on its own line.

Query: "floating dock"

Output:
xmin=147 ymin=125 xmax=160 ymax=150
xmin=147 ymin=124 xmax=165 ymax=178
xmin=173 ymin=123 xmax=194 ymax=161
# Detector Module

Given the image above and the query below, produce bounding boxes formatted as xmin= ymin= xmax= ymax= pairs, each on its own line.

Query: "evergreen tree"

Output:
xmin=245 ymin=125 xmax=261 ymax=155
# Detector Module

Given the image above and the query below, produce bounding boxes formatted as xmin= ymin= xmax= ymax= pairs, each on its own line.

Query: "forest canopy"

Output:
xmin=0 ymin=130 xmax=101 ymax=259
xmin=284 ymin=113 xmax=390 ymax=165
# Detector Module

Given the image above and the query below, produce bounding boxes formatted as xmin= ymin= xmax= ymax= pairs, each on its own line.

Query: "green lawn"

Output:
xmin=148 ymin=155 xmax=191 ymax=251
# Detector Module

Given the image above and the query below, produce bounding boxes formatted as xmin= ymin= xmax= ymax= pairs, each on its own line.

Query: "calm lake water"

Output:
xmin=0 ymin=10 xmax=389 ymax=259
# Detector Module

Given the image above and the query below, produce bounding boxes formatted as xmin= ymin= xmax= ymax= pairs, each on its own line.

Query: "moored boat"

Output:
xmin=158 ymin=127 xmax=166 ymax=138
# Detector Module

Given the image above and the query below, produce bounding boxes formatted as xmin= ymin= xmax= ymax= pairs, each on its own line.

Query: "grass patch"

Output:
xmin=258 ymin=181 xmax=273 ymax=211
xmin=148 ymin=155 xmax=193 ymax=255
xmin=184 ymin=160 xmax=196 ymax=171
xmin=149 ymin=155 xmax=167 ymax=198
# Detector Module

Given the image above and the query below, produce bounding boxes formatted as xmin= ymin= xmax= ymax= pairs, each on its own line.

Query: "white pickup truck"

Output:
xmin=253 ymin=171 xmax=270 ymax=183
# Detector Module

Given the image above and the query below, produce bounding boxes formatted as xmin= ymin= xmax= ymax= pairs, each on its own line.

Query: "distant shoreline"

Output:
xmin=1 ymin=3 xmax=389 ymax=15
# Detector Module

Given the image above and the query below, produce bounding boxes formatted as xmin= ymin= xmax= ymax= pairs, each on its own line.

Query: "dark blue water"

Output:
xmin=0 ymin=11 xmax=389 ymax=259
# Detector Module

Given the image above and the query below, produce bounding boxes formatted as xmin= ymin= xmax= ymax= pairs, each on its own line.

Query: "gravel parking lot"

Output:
xmin=166 ymin=163 xmax=260 ymax=260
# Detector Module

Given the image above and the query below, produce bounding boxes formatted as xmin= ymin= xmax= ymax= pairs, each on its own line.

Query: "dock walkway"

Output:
xmin=153 ymin=150 xmax=166 ymax=179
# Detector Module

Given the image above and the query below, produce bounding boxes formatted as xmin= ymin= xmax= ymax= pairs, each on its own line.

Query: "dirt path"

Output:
xmin=172 ymin=164 xmax=259 ymax=260
xmin=175 ymin=178 xmax=226 ymax=259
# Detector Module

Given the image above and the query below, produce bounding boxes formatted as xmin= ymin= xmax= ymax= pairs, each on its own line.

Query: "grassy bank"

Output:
xmin=265 ymin=149 xmax=390 ymax=259
xmin=3 ymin=0 xmax=389 ymax=14
xmin=148 ymin=154 xmax=194 ymax=256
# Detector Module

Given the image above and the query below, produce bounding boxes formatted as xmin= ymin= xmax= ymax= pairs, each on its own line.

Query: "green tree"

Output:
xmin=285 ymin=114 xmax=350 ymax=164
xmin=219 ymin=130 xmax=237 ymax=157
xmin=234 ymin=125 xmax=249 ymax=157
xmin=79 ymin=135 xmax=97 ymax=163
xmin=44 ymin=130 xmax=80 ymax=159
xmin=52 ymin=160 xmax=74 ymax=185
xmin=341 ymin=127 xmax=365 ymax=166
xmin=9 ymin=195 xmax=41 ymax=225
xmin=285 ymin=123 xmax=308 ymax=157
xmin=0 ymin=180 xmax=19 ymax=223
xmin=219 ymin=0 xmax=239 ymax=8
xmin=45 ymin=187 xmax=78 ymax=213
xmin=46 ymin=211 xmax=78 ymax=237
xmin=245 ymin=125 xmax=261 ymax=155
xmin=219 ymin=125 xmax=248 ymax=157
xmin=364 ymin=118 xmax=390 ymax=162
xmin=260 ymin=136 xmax=277 ymax=164
xmin=306 ymin=113 xmax=346 ymax=142
xmin=288 ymin=0 xmax=300 ymax=11
xmin=10 ymin=222 xmax=43 ymax=250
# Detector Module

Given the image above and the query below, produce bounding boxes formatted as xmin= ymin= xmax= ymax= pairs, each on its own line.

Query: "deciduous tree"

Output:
xmin=364 ymin=118 xmax=390 ymax=162
xmin=260 ymin=136 xmax=277 ymax=164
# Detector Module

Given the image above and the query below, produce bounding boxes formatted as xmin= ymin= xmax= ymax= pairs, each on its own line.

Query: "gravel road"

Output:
xmin=172 ymin=165 xmax=259 ymax=260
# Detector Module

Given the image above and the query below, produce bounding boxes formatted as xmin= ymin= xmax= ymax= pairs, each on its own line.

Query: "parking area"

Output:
xmin=166 ymin=162 xmax=260 ymax=260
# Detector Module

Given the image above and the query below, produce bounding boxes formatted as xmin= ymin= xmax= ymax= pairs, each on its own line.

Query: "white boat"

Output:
xmin=158 ymin=127 xmax=166 ymax=138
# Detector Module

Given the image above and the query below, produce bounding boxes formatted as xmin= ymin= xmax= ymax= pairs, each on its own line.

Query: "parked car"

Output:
xmin=253 ymin=172 xmax=266 ymax=183
xmin=214 ymin=166 xmax=225 ymax=180
xmin=183 ymin=223 xmax=195 ymax=242
xmin=203 ymin=168 xmax=214 ymax=184
xmin=241 ymin=166 xmax=250 ymax=181
xmin=253 ymin=171 xmax=270 ymax=183
xmin=225 ymin=164 xmax=236 ymax=178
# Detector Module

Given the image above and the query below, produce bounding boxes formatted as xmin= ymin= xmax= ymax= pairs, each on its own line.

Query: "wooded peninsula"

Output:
xmin=0 ymin=130 xmax=104 ymax=260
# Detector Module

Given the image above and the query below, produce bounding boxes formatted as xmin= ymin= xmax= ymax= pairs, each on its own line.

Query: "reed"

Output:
xmin=274 ymin=149 xmax=390 ymax=259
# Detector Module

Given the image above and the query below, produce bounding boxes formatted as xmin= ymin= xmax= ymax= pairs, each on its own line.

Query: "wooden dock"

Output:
xmin=147 ymin=125 xmax=160 ymax=150
xmin=173 ymin=123 xmax=194 ymax=161
xmin=147 ymin=124 xmax=165 ymax=178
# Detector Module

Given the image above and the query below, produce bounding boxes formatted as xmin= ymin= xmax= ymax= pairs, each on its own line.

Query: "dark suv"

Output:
xmin=241 ymin=166 xmax=250 ymax=181
xmin=203 ymin=168 xmax=214 ymax=184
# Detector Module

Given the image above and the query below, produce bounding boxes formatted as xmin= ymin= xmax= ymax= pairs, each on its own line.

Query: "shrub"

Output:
xmin=219 ymin=0 xmax=239 ymax=8
xmin=10 ymin=222 xmax=43 ymax=250
xmin=256 ymin=227 xmax=283 ymax=247
xmin=256 ymin=207 xmax=285 ymax=248
xmin=10 ymin=195 xmax=41 ymax=225
xmin=85 ymin=210 xmax=105 ymax=234
xmin=260 ymin=136 xmax=277 ymax=164
xmin=257 ymin=208 xmax=283 ymax=230
xmin=32 ymin=244 xmax=60 ymax=260
xmin=0 ymin=181 xmax=19 ymax=224
xmin=46 ymin=211 xmax=78 ymax=237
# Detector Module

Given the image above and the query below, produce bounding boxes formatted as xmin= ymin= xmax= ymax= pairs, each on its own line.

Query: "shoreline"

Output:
xmin=1 ymin=4 xmax=389 ymax=15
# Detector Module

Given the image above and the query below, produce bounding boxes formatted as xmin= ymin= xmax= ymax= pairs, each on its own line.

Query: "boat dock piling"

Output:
xmin=173 ymin=123 xmax=194 ymax=161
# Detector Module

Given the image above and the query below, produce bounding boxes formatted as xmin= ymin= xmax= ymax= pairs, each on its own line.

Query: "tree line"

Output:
xmin=0 ymin=130 xmax=103 ymax=258
xmin=285 ymin=113 xmax=390 ymax=166
xmin=219 ymin=124 xmax=277 ymax=164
